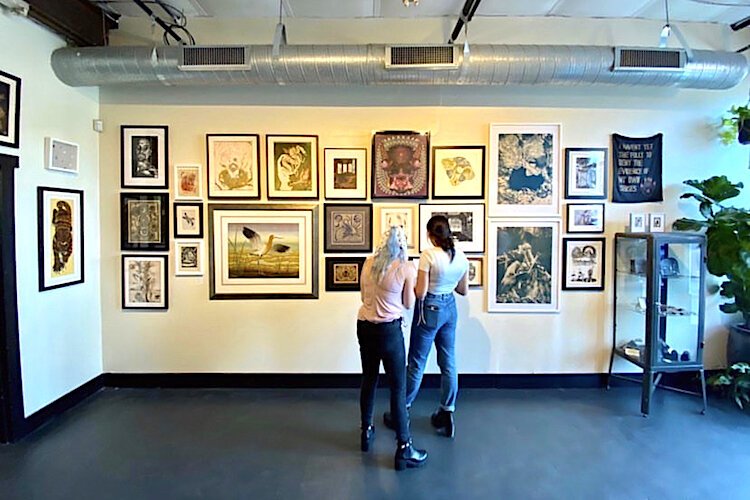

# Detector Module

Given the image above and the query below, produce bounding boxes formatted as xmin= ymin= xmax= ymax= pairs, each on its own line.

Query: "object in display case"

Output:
xmin=266 ymin=135 xmax=319 ymax=199
xmin=121 ymin=126 xmax=168 ymax=189
xmin=620 ymin=339 xmax=645 ymax=360
xmin=629 ymin=213 xmax=645 ymax=232
xmin=372 ymin=131 xmax=429 ymax=199
xmin=659 ymin=256 xmax=680 ymax=277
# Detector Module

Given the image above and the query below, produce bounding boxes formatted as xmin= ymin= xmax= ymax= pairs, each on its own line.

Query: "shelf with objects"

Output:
xmin=607 ymin=232 xmax=707 ymax=416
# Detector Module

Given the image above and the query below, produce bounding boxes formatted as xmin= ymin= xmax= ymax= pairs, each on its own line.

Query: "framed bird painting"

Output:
xmin=207 ymin=204 xmax=319 ymax=299
xmin=323 ymin=203 xmax=373 ymax=253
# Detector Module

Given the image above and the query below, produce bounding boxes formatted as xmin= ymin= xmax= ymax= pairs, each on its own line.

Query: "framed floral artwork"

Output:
xmin=562 ymin=237 xmax=606 ymax=291
xmin=174 ymin=202 xmax=203 ymax=239
xmin=266 ymin=135 xmax=319 ymax=199
xmin=174 ymin=164 xmax=202 ymax=199
xmin=375 ymin=204 xmax=417 ymax=253
xmin=418 ymin=203 xmax=485 ymax=253
xmin=325 ymin=257 xmax=366 ymax=292
xmin=324 ymin=203 xmax=373 ymax=253
xmin=122 ymin=254 xmax=168 ymax=310
xmin=206 ymin=134 xmax=260 ymax=199
xmin=37 ymin=187 xmax=84 ymax=291
xmin=121 ymin=125 xmax=169 ymax=189
xmin=324 ymin=148 xmax=367 ymax=200
xmin=431 ymin=146 xmax=485 ymax=199
xmin=564 ymin=148 xmax=608 ymax=200
xmin=0 ymin=69 xmax=21 ymax=149
xmin=120 ymin=192 xmax=169 ymax=251
xmin=372 ymin=131 xmax=429 ymax=199
xmin=175 ymin=240 xmax=204 ymax=277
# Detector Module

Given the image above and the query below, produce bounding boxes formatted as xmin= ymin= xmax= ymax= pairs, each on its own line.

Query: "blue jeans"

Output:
xmin=405 ymin=292 xmax=458 ymax=412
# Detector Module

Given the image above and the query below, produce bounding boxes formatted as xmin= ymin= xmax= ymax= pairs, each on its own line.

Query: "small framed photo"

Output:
xmin=120 ymin=192 xmax=169 ymax=251
xmin=431 ymin=146 xmax=485 ymax=199
xmin=45 ymin=137 xmax=79 ymax=174
xmin=418 ymin=203 xmax=485 ymax=253
xmin=325 ymin=257 xmax=366 ymax=291
xmin=174 ymin=202 xmax=203 ymax=239
xmin=0 ymin=69 xmax=21 ymax=148
xmin=629 ymin=213 xmax=646 ymax=233
xmin=562 ymin=237 xmax=606 ymax=291
xmin=323 ymin=203 xmax=373 ymax=253
xmin=121 ymin=125 xmax=168 ymax=189
xmin=122 ymin=254 xmax=168 ymax=310
xmin=649 ymin=213 xmax=666 ymax=232
xmin=372 ymin=131 xmax=429 ymax=199
xmin=37 ymin=187 xmax=84 ymax=291
xmin=175 ymin=240 xmax=204 ymax=276
xmin=375 ymin=204 xmax=418 ymax=253
xmin=566 ymin=203 xmax=605 ymax=234
xmin=174 ymin=164 xmax=202 ymax=199
xmin=267 ymin=135 xmax=319 ymax=199
xmin=564 ymin=148 xmax=608 ymax=199
xmin=206 ymin=134 xmax=260 ymax=199
xmin=324 ymin=148 xmax=367 ymax=200
xmin=467 ymin=256 xmax=484 ymax=288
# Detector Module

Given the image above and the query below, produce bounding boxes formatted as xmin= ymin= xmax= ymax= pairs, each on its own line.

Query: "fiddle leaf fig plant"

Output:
xmin=708 ymin=362 xmax=750 ymax=409
xmin=719 ymin=105 xmax=750 ymax=145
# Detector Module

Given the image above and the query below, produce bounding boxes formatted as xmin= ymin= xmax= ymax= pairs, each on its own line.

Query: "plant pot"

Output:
xmin=738 ymin=118 xmax=750 ymax=145
xmin=727 ymin=323 xmax=750 ymax=365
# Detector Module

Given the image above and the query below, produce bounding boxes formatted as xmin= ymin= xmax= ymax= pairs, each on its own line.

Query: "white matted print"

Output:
xmin=418 ymin=203 xmax=485 ymax=253
xmin=122 ymin=254 xmax=168 ymax=310
xmin=566 ymin=203 xmax=605 ymax=234
xmin=121 ymin=126 xmax=168 ymax=188
xmin=648 ymin=213 xmax=665 ymax=232
xmin=467 ymin=256 xmax=484 ymax=288
xmin=174 ymin=164 xmax=202 ymax=199
xmin=629 ymin=213 xmax=646 ymax=232
xmin=431 ymin=146 xmax=485 ymax=199
xmin=324 ymin=148 xmax=367 ymax=200
xmin=562 ymin=238 xmax=606 ymax=291
xmin=37 ymin=187 xmax=84 ymax=291
xmin=175 ymin=240 xmax=204 ymax=276
xmin=206 ymin=134 xmax=260 ymax=199
xmin=375 ymin=204 xmax=418 ymax=252
xmin=174 ymin=203 xmax=203 ymax=239
xmin=564 ymin=148 xmax=608 ymax=199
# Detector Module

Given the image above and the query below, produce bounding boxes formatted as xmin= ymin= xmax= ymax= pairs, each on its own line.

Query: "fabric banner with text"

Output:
xmin=612 ymin=133 xmax=663 ymax=203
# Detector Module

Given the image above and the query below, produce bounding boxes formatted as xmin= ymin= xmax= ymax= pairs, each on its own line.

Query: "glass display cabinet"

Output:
xmin=607 ymin=232 xmax=707 ymax=416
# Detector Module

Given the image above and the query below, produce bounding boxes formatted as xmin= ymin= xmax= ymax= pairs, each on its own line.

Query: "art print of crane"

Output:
xmin=227 ymin=222 xmax=299 ymax=278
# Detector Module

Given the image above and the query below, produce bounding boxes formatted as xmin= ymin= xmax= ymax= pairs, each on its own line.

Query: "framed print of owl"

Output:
xmin=431 ymin=146 xmax=485 ymax=199
xmin=37 ymin=187 xmax=84 ymax=291
xmin=372 ymin=131 xmax=429 ymax=199
xmin=121 ymin=126 xmax=168 ymax=189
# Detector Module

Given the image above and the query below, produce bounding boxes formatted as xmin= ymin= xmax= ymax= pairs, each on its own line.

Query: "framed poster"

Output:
xmin=323 ymin=203 xmax=373 ymax=253
xmin=37 ymin=187 xmax=84 ymax=291
xmin=325 ymin=257 xmax=367 ymax=292
xmin=372 ymin=131 xmax=429 ymax=199
xmin=121 ymin=125 xmax=168 ymax=189
xmin=174 ymin=202 xmax=203 ymax=239
xmin=418 ymin=203 xmax=485 ymax=253
xmin=467 ymin=255 xmax=484 ymax=288
xmin=564 ymin=148 xmax=608 ymax=200
xmin=174 ymin=164 xmax=202 ymax=199
xmin=375 ymin=204 xmax=417 ymax=252
xmin=566 ymin=203 xmax=605 ymax=234
xmin=0 ymin=69 xmax=21 ymax=149
xmin=431 ymin=146 xmax=485 ymax=199
xmin=562 ymin=237 xmax=606 ymax=291
xmin=122 ymin=254 xmax=168 ymax=310
xmin=487 ymin=219 xmax=560 ymax=313
xmin=324 ymin=148 xmax=367 ymax=200
xmin=208 ymin=204 xmax=319 ymax=299
xmin=206 ymin=134 xmax=260 ymax=199
xmin=488 ymin=124 xmax=560 ymax=217
xmin=175 ymin=240 xmax=204 ymax=276
xmin=266 ymin=135 xmax=319 ymax=199
xmin=120 ymin=192 xmax=169 ymax=251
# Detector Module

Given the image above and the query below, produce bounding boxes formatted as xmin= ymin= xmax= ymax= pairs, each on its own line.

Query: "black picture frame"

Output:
xmin=37 ymin=187 xmax=85 ymax=291
xmin=120 ymin=125 xmax=169 ymax=189
xmin=173 ymin=202 xmax=204 ymax=239
xmin=431 ymin=145 xmax=486 ymax=200
xmin=562 ymin=237 xmax=606 ymax=291
xmin=121 ymin=254 xmax=169 ymax=310
xmin=0 ymin=70 xmax=21 ymax=149
xmin=371 ymin=130 xmax=430 ymax=200
xmin=120 ymin=192 xmax=169 ymax=251
xmin=325 ymin=257 xmax=367 ymax=292
xmin=564 ymin=147 xmax=608 ymax=200
xmin=565 ymin=203 xmax=605 ymax=234
xmin=206 ymin=133 xmax=261 ymax=200
xmin=323 ymin=203 xmax=373 ymax=253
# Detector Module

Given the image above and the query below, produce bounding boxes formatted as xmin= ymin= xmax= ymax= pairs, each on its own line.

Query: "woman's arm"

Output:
xmin=415 ymin=270 xmax=429 ymax=300
xmin=402 ymin=271 xmax=416 ymax=309
xmin=454 ymin=271 xmax=469 ymax=296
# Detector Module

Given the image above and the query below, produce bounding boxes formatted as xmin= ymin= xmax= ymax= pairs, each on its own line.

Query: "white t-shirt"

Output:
xmin=418 ymin=245 xmax=469 ymax=294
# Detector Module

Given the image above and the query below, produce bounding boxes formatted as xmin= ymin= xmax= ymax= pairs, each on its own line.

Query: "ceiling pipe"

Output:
xmin=448 ymin=0 xmax=482 ymax=45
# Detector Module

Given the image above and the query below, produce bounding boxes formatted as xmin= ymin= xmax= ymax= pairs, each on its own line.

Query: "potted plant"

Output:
xmin=719 ymin=105 xmax=750 ymax=145
xmin=708 ymin=362 xmax=750 ymax=409
xmin=673 ymin=176 xmax=750 ymax=364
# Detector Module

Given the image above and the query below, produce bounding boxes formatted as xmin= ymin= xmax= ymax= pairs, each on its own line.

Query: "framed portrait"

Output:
xmin=45 ymin=137 xmax=79 ymax=174
xmin=206 ymin=134 xmax=260 ymax=199
xmin=174 ymin=164 xmax=202 ymax=199
xmin=488 ymin=124 xmax=560 ymax=217
xmin=37 ymin=187 xmax=84 ymax=291
xmin=372 ymin=131 xmax=429 ymax=199
xmin=431 ymin=146 xmax=485 ymax=199
xmin=120 ymin=192 xmax=169 ymax=251
xmin=325 ymin=257 xmax=367 ymax=292
xmin=208 ymin=204 xmax=319 ymax=299
xmin=324 ymin=148 xmax=367 ymax=200
xmin=648 ymin=213 xmax=666 ymax=232
xmin=122 ymin=254 xmax=168 ymax=310
xmin=375 ymin=204 xmax=417 ymax=253
xmin=0 ymin=69 xmax=21 ymax=149
xmin=562 ymin=238 xmax=606 ymax=291
xmin=418 ymin=203 xmax=485 ymax=253
xmin=566 ymin=203 xmax=605 ymax=234
xmin=324 ymin=203 xmax=373 ymax=253
xmin=174 ymin=202 xmax=203 ymax=239
xmin=266 ymin=135 xmax=319 ymax=199
xmin=467 ymin=256 xmax=484 ymax=288
xmin=487 ymin=219 xmax=560 ymax=313
xmin=564 ymin=148 xmax=608 ymax=200
xmin=175 ymin=240 xmax=204 ymax=276
xmin=121 ymin=125 xmax=168 ymax=189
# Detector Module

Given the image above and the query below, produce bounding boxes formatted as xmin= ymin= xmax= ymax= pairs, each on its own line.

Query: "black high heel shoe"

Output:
xmin=394 ymin=440 xmax=428 ymax=471
xmin=361 ymin=425 xmax=375 ymax=452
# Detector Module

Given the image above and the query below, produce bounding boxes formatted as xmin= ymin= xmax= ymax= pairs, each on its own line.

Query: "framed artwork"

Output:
xmin=487 ymin=219 xmax=560 ymax=313
xmin=629 ymin=213 xmax=646 ymax=232
xmin=174 ymin=202 xmax=203 ymax=239
xmin=206 ymin=134 xmax=260 ymax=199
xmin=648 ymin=213 xmax=666 ymax=232
xmin=325 ymin=257 xmax=367 ymax=292
xmin=566 ymin=203 xmax=605 ymax=234
xmin=431 ymin=146 xmax=485 ymax=199
xmin=372 ymin=131 xmax=429 ymax=199
xmin=37 ymin=187 xmax=84 ymax=291
xmin=120 ymin=192 xmax=169 ymax=251
xmin=208 ymin=204 xmax=319 ymax=299
xmin=375 ymin=204 xmax=418 ymax=252
xmin=324 ymin=148 xmax=367 ymax=200
xmin=175 ymin=240 xmax=204 ymax=276
xmin=266 ymin=135 xmax=319 ymax=199
xmin=45 ymin=137 xmax=79 ymax=174
xmin=323 ymin=203 xmax=373 ymax=253
xmin=418 ymin=203 xmax=485 ymax=253
xmin=562 ymin=237 xmax=606 ymax=291
xmin=488 ymin=124 xmax=560 ymax=217
xmin=121 ymin=125 xmax=168 ymax=189
xmin=467 ymin=256 xmax=484 ymax=288
xmin=564 ymin=148 xmax=608 ymax=199
xmin=122 ymin=254 xmax=168 ymax=310
xmin=174 ymin=164 xmax=202 ymax=199
xmin=0 ymin=69 xmax=21 ymax=149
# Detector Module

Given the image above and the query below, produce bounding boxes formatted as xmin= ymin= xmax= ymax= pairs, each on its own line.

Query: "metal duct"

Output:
xmin=50 ymin=44 xmax=748 ymax=90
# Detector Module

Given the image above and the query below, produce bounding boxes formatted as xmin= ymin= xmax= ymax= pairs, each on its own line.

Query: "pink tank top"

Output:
xmin=357 ymin=258 xmax=415 ymax=323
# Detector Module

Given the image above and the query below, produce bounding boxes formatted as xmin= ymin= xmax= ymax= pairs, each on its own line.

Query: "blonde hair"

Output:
xmin=370 ymin=226 xmax=408 ymax=282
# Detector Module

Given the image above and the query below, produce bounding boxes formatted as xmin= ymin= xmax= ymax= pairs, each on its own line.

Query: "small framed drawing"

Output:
xmin=467 ymin=256 xmax=483 ymax=288
xmin=562 ymin=237 xmax=606 ymax=291
xmin=564 ymin=148 xmax=608 ymax=199
xmin=122 ymin=254 xmax=168 ymax=310
xmin=375 ymin=204 xmax=418 ymax=253
xmin=120 ymin=192 xmax=169 ymax=251
xmin=566 ymin=203 xmax=605 ymax=234
xmin=324 ymin=148 xmax=367 ymax=200
xmin=266 ymin=135 xmax=319 ymax=199
xmin=206 ymin=134 xmax=260 ymax=199
xmin=372 ymin=131 xmax=429 ymax=199
xmin=418 ymin=203 xmax=485 ymax=253
xmin=629 ymin=213 xmax=646 ymax=232
xmin=325 ymin=257 xmax=366 ymax=291
xmin=175 ymin=240 xmax=204 ymax=276
xmin=37 ymin=187 xmax=84 ymax=291
xmin=324 ymin=203 xmax=373 ymax=253
xmin=431 ymin=146 xmax=485 ymax=199
xmin=649 ymin=213 xmax=666 ymax=232
xmin=45 ymin=137 xmax=79 ymax=174
xmin=174 ymin=164 xmax=202 ymax=199
xmin=121 ymin=125 xmax=168 ymax=189
xmin=174 ymin=202 xmax=203 ymax=239
xmin=0 ymin=69 xmax=21 ymax=148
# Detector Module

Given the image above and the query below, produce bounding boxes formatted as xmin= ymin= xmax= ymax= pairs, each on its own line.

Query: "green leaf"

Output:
xmin=672 ymin=218 xmax=707 ymax=232
xmin=685 ymin=176 xmax=743 ymax=202
xmin=720 ymin=303 xmax=740 ymax=314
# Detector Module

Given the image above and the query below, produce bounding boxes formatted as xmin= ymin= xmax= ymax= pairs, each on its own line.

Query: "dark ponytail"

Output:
xmin=426 ymin=215 xmax=455 ymax=262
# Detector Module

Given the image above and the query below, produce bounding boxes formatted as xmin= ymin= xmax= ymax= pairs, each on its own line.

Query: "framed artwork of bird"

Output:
xmin=323 ymin=203 xmax=373 ymax=253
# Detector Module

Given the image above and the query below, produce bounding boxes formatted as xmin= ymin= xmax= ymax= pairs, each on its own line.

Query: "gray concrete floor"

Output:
xmin=0 ymin=387 xmax=748 ymax=500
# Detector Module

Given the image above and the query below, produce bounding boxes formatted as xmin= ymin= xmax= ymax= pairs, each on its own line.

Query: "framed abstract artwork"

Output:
xmin=467 ymin=256 xmax=484 ymax=288
xmin=323 ymin=203 xmax=373 ymax=253
xmin=174 ymin=164 xmax=202 ymax=199
xmin=564 ymin=148 xmax=608 ymax=200
xmin=121 ymin=125 xmax=168 ymax=189
xmin=375 ymin=204 xmax=417 ymax=253
xmin=120 ymin=192 xmax=169 ymax=251
xmin=324 ymin=148 xmax=367 ymax=200
xmin=206 ymin=134 xmax=260 ymax=199
xmin=488 ymin=124 xmax=560 ymax=217
xmin=173 ymin=202 xmax=203 ymax=239
xmin=45 ymin=137 xmax=79 ymax=174
xmin=37 ymin=187 xmax=84 ymax=291
xmin=562 ymin=237 xmax=606 ymax=291
xmin=122 ymin=254 xmax=168 ymax=310
xmin=266 ymin=135 xmax=319 ymax=199
xmin=431 ymin=146 xmax=485 ymax=199
xmin=418 ymin=203 xmax=485 ymax=253
xmin=566 ymin=203 xmax=605 ymax=234
xmin=208 ymin=204 xmax=319 ymax=299
xmin=175 ymin=240 xmax=204 ymax=277
xmin=325 ymin=257 xmax=367 ymax=292
xmin=0 ymin=69 xmax=21 ymax=149
xmin=371 ymin=131 xmax=429 ymax=199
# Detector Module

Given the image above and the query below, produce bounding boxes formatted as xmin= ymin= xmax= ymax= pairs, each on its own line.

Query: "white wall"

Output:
xmin=0 ymin=13 xmax=103 ymax=415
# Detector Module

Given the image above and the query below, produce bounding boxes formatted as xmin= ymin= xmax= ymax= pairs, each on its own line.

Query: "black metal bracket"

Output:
xmin=447 ymin=0 xmax=482 ymax=45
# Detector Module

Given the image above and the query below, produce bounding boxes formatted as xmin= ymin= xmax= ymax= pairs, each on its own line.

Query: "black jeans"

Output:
xmin=357 ymin=319 xmax=410 ymax=443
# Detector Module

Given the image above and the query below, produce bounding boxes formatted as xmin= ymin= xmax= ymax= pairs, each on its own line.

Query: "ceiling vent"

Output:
xmin=385 ymin=45 xmax=459 ymax=69
xmin=613 ymin=47 xmax=686 ymax=72
xmin=178 ymin=46 xmax=248 ymax=70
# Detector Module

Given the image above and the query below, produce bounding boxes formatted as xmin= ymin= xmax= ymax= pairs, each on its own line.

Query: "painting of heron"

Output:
xmin=227 ymin=222 xmax=300 ymax=278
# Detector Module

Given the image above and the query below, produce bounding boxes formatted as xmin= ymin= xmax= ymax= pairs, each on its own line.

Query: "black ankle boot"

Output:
xmin=383 ymin=411 xmax=395 ymax=431
xmin=361 ymin=425 xmax=375 ymax=452
xmin=431 ymin=409 xmax=455 ymax=438
xmin=394 ymin=440 xmax=427 ymax=471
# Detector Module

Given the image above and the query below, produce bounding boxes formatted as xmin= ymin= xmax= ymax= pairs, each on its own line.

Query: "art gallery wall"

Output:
xmin=0 ymin=13 xmax=103 ymax=415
